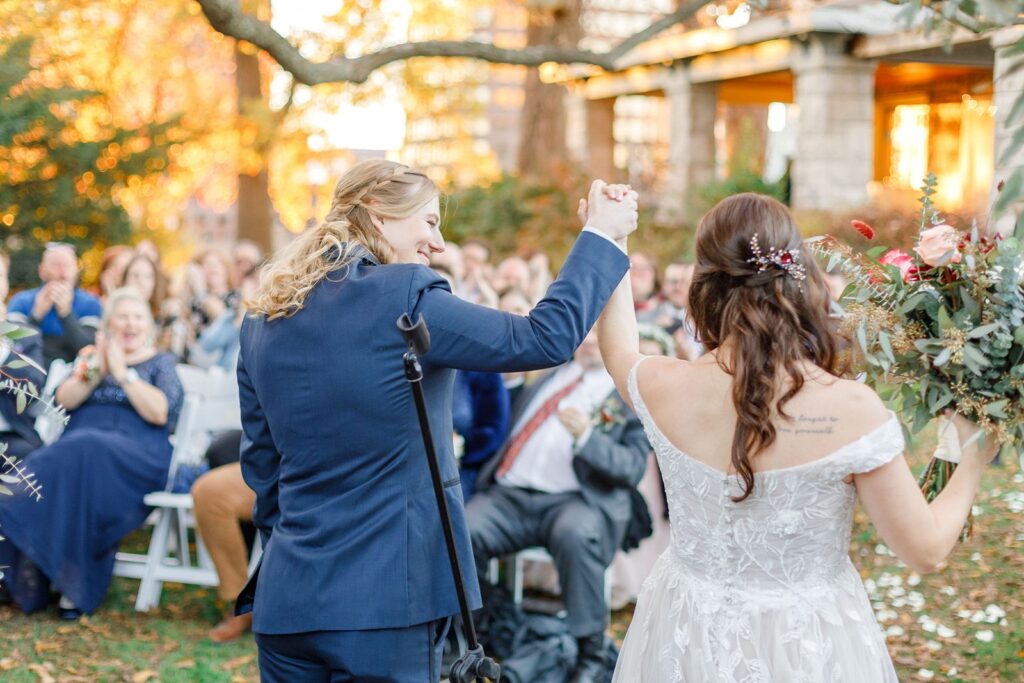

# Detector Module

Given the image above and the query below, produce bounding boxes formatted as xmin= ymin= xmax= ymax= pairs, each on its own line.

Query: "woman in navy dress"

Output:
xmin=0 ymin=287 xmax=183 ymax=618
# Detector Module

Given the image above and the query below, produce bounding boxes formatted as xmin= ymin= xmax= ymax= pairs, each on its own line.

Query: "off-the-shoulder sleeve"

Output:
xmin=409 ymin=230 xmax=629 ymax=373
xmin=146 ymin=353 xmax=184 ymax=430
xmin=844 ymin=414 xmax=905 ymax=476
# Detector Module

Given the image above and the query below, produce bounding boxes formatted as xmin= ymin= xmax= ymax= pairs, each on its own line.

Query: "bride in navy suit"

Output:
xmin=236 ymin=158 xmax=638 ymax=682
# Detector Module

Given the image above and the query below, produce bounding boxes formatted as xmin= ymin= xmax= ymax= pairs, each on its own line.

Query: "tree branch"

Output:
xmin=196 ymin=0 xmax=704 ymax=85
xmin=607 ymin=0 xmax=708 ymax=61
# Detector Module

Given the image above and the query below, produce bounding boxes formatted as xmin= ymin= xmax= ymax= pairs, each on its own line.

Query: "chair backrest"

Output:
xmin=164 ymin=364 xmax=242 ymax=490
xmin=35 ymin=359 xmax=73 ymax=445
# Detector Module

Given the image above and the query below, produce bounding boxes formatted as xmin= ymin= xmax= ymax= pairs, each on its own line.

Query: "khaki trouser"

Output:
xmin=191 ymin=463 xmax=255 ymax=601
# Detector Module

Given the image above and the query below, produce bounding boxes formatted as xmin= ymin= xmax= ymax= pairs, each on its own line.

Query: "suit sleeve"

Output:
xmin=574 ymin=409 xmax=650 ymax=488
xmin=237 ymin=345 xmax=281 ymax=545
xmin=411 ymin=231 xmax=629 ymax=373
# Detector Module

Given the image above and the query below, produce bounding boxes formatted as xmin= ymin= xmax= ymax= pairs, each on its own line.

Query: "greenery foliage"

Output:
xmin=0 ymin=38 xmax=178 ymax=288
xmin=813 ymin=177 xmax=1024 ymax=464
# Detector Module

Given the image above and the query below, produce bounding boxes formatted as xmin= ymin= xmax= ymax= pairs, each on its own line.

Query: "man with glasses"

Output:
xmin=8 ymin=243 xmax=102 ymax=366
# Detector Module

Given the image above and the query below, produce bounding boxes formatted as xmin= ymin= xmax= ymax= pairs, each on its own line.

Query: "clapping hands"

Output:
xmin=577 ymin=180 xmax=639 ymax=241
xmin=32 ymin=281 xmax=74 ymax=321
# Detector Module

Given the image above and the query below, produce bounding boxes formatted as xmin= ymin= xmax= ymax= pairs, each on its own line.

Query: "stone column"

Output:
xmin=991 ymin=27 xmax=1024 ymax=236
xmin=791 ymin=34 xmax=876 ymax=212
xmin=656 ymin=66 xmax=718 ymax=225
xmin=585 ymin=97 xmax=617 ymax=183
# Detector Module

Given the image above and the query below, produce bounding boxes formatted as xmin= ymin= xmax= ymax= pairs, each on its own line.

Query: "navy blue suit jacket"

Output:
xmin=236 ymin=231 xmax=629 ymax=633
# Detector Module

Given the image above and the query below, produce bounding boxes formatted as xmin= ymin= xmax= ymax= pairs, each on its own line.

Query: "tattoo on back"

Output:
xmin=776 ymin=414 xmax=838 ymax=436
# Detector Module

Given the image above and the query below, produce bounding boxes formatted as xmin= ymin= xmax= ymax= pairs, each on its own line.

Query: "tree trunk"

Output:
xmin=234 ymin=43 xmax=273 ymax=251
xmin=517 ymin=0 xmax=582 ymax=178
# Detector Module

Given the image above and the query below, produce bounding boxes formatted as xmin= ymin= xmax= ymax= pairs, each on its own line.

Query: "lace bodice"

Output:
xmin=627 ymin=358 xmax=903 ymax=592
xmin=614 ymin=357 xmax=904 ymax=682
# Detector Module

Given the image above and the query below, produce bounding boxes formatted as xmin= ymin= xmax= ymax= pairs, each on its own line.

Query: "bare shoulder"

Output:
xmin=815 ymin=377 xmax=891 ymax=429
xmin=636 ymin=354 xmax=693 ymax=386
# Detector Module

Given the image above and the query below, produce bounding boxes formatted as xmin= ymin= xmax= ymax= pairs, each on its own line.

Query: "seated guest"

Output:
xmin=466 ymin=330 xmax=650 ymax=683
xmin=98 ymin=245 xmax=134 ymax=300
xmin=453 ymin=369 xmax=510 ymax=500
xmin=496 ymin=288 xmax=535 ymax=405
xmin=230 ymin=240 xmax=263 ymax=291
xmin=0 ymin=288 xmax=183 ymax=619
xmin=629 ymin=252 xmax=661 ymax=323
xmin=122 ymin=254 xmax=169 ymax=320
xmin=0 ymin=251 xmax=45 ymax=459
xmin=653 ymin=261 xmax=702 ymax=359
xmin=191 ymin=447 xmax=256 ymax=643
xmin=8 ymin=243 xmax=102 ymax=365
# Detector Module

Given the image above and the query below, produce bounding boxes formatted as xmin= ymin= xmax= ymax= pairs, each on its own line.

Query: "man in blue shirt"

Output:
xmin=8 ymin=244 xmax=102 ymax=366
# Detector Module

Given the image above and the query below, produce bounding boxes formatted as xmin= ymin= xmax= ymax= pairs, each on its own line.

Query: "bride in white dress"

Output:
xmin=595 ymin=193 xmax=998 ymax=682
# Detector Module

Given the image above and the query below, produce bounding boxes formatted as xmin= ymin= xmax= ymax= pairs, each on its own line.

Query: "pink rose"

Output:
xmin=914 ymin=225 xmax=962 ymax=267
xmin=879 ymin=249 xmax=919 ymax=283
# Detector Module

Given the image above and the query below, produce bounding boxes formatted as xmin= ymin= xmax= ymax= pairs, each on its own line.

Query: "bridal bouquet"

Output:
xmin=808 ymin=176 xmax=1023 ymax=535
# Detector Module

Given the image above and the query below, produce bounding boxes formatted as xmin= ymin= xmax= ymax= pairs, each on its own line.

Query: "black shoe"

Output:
xmin=57 ymin=595 xmax=82 ymax=620
xmin=569 ymin=633 xmax=607 ymax=683
xmin=58 ymin=606 xmax=82 ymax=620
xmin=0 ymin=582 xmax=12 ymax=606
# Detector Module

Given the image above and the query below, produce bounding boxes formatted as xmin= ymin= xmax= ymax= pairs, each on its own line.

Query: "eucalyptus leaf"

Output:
xmin=0 ymin=484 xmax=11 ymax=496
xmin=933 ymin=347 xmax=953 ymax=367
xmin=0 ymin=473 xmax=19 ymax=484
xmin=2 ymin=326 xmax=37 ymax=341
xmin=967 ymin=323 xmax=1000 ymax=339
xmin=937 ymin=305 xmax=954 ymax=333
xmin=878 ymin=331 xmax=896 ymax=364
xmin=985 ymin=399 xmax=1009 ymax=418
xmin=16 ymin=391 xmax=26 ymax=415
xmin=5 ymin=359 xmax=27 ymax=369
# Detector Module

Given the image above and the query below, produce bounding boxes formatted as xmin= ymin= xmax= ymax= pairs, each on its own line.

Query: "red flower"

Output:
xmin=780 ymin=252 xmax=793 ymax=264
xmin=879 ymin=249 xmax=919 ymax=283
xmin=851 ymin=219 xmax=875 ymax=240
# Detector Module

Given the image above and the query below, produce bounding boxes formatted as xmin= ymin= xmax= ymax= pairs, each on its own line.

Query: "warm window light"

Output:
xmin=889 ymin=104 xmax=930 ymax=189
xmin=767 ymin=102 xmax=787 ymax=132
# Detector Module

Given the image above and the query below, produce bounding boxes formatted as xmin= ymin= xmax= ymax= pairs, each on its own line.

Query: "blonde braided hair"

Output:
xmin=249 ymin=159 xmax=438 ymax=320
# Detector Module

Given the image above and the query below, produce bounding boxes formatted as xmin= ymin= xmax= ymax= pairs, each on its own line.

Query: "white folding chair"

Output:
xmin=113 ymin=365 xmax=250 ymax=611
xmin=493 ymin=546 xmax=612 ymax=614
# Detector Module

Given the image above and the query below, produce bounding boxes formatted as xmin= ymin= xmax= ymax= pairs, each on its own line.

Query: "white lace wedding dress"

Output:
xmin=613 ymin=359 xmax=903 ymax=682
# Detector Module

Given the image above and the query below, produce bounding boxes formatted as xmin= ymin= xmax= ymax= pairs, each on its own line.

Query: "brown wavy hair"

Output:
xmin=687 ymin=193 xmax=847 ymax=502
xmin=249 ymin=160 xmax=438 ymax=320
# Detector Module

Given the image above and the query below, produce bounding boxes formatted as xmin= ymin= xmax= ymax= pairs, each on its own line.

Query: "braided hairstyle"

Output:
xmin=687 ymin=193 xmax=847 ymax=501
xmin=250 ymin=159 xmax=438 ymax=320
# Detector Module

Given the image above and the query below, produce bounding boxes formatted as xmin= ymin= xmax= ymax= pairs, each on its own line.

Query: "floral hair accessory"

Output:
xmin=746 ymin=234 xmax=807 ymax=287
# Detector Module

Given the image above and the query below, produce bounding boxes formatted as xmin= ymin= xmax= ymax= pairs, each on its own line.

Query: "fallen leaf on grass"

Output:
xmin=175 ymin=659 xmax=195 ymax=669
xmin=131 ymin=670 xmax=158 ymax=683
xmin=222 ymin=654 xmax=255 ymax=670
xmin=26 ymin=663 xmax=54 ymax=683
xmin=0 ymin=658 xmax=16 ymax=670
xmin=33 ymin=640 xmax=60 ymax=655
xmin=231 ymin=676 xmax=249 ymax=683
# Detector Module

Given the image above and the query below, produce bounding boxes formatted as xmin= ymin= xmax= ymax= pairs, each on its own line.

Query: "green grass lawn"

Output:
xmin=2 ymin=459 xmax=1020 ymax=682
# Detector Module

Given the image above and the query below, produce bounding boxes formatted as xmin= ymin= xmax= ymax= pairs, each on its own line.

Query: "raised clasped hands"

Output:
xmin=578 ymin=180 xmax=639 ymax=242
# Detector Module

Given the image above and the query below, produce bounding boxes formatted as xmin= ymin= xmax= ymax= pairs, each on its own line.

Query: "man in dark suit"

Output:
xmin=467 ymin=330 xmax=651 ymax=683
xmin=0 ymin=251 xmax=45 ymax=460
